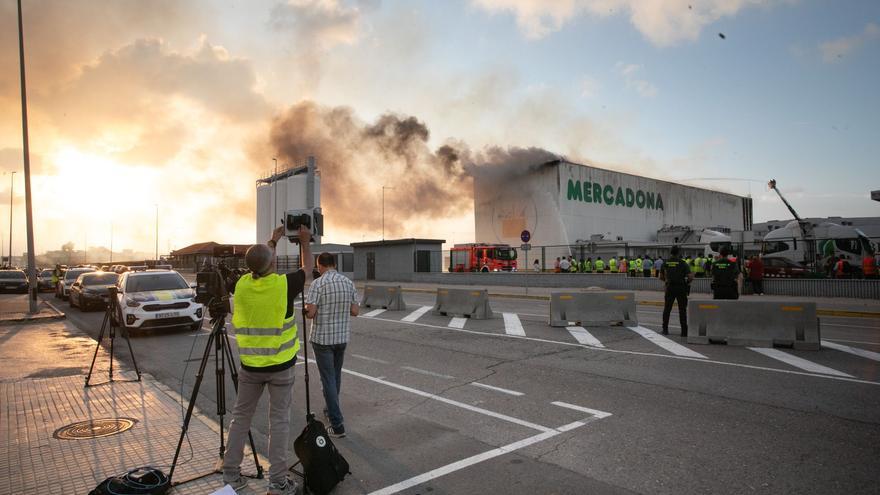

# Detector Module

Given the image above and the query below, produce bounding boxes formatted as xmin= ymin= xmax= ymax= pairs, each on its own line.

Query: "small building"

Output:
xmin=169 ymin=242 xmax=251 ymax=271
xmin=276 ymin=243 xmax=354 ymax=278
xmin=351 ymin=239 xmax=445 ymax=281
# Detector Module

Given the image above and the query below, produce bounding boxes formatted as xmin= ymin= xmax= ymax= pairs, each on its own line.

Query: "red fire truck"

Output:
xmin=449 ymin=243 xmax=518 ymax=272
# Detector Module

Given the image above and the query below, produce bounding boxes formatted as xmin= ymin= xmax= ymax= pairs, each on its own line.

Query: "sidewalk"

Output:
xmin=0 ymin=318 xmax=269 ymax=494
xmin=0 ymin=293 xmax=65 ymax=325
xmin=355 ymin=281 xmax=880 ymax=317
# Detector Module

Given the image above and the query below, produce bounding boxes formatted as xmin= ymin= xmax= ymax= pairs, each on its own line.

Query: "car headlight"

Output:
xmin=125 ymin=296 xmax=140 ymax=308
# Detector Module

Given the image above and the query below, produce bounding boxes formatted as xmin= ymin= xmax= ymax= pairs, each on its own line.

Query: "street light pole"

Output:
xmin=109 ymin=222 xmax=113 ymax=263
xmin=7 ymin=171 xmax=14 ymax=266
xmin=17 ymin=0 xmax=37 ymax=313
xmin=155 ymin=204 xmax=159 ymax=261
xmin=382 ymin=186 xmax=394 ymax=241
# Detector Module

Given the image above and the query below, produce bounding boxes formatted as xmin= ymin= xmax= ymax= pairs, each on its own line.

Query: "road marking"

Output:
xmin=401 ymin=305 xmax=432 ymax=322
xmin=565 ymin=326 xmax=604 ymax=347
xmin=748 ymin=348 xmax=854 ymax=377
xmin=363 ymin=308 xmax=387 ymax=318
xmin=401 ymin=366 xmax=454 ymax=379
xmin=448 ymin=317 xmax=467 ymax=329
xmin=502 ymin=313 xmax=525 ymax=336
xmin=824 ymin=338 xmax=880 ymax=346
xmin=351 ymin=353 xmax=390 ymax=365
xmin=341 ymin=367 xmax=553 ymax=433
xmin=821 ymin=341 xmax=880 ymax=362
xmin=360 ymin=316 xmax=880 ymax=386
xmin=470 ymin=382 xmax=524 ymax=396
xmin=551 ymin=401 xmax=613 ymax=419
xmin=627 ymin=326 xmax=707 ymax=359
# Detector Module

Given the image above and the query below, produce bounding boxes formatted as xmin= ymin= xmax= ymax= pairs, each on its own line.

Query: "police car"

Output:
xmin=114 ymin=269 xmax=204 ymax=332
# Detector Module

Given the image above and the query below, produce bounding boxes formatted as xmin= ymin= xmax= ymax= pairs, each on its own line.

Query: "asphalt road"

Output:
xmin=47 ymin=291 xmax=880 ymax=494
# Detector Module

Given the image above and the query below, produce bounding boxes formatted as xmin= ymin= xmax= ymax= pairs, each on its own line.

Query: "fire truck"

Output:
xmin=449 ymin=243 xmax=518 ymax=272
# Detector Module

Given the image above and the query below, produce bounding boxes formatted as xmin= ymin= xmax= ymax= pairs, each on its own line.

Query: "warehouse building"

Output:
xmin=474 ymin=159 xmax=753 ymax=247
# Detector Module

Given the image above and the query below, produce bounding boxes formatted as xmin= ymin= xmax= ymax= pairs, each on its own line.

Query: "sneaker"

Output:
xmin=223 ymin=475 xmax=248 ymax=493
xmin=327 ymin=425 xmax=346 ymax=438
xmin=267 ymin=476 xmax=301 ymax=495
xmin=661 ymin=329 xmax=669 ymax=335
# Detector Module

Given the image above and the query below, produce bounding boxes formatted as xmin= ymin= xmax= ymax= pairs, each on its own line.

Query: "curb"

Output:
xmin=0 ymin=300 xmax=66 ymax=326
xmin=397 ymin=288 xmax=880 ymax=319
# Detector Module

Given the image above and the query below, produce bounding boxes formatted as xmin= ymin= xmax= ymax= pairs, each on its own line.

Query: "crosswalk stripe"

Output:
xmin=502 ymin=313 xmax=526 ymax=336
xmin=448 ymin=317 xmax=467 ymax=329
xmin=749 ymin=347 xmax=854 ymax=377
xmin=626 ymin=326 xmax=707 ymax=359
xmin=363 ymin=308 xmax=387 ymax=318
xmin=821 ymin=340 xmax=880 ymax=362
xmin=401 ymin=305 xmax=433 ymax=322
xmin=565 ymin=326 xmax=604 ymax=347
xmin=471 ymin=382 xmax=524 ymax=396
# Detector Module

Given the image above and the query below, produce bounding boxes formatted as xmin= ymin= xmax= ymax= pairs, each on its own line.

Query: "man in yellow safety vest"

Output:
xmin=223 ymin=225 xmax=312 ymax=495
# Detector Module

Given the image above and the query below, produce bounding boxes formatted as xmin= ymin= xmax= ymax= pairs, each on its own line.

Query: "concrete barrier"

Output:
xmin=432 ymin=288 xmax=493 ymax=319
xmin=686 ymin=300 xmax=820 ymax=350
xmin=549 ymin=291 xmax=637 ymax=327
xmin=361 ymin=284 xmax=406 ymax=310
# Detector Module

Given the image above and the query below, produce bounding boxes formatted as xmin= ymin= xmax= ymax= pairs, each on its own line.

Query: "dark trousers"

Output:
xmin=312 ymin=342 xmax=347 ymax=429
xmin=713 ymin=286 xmax=739 ymax=300
xmin=750 ymin=279 xmax=763 ymax=294
xmin=662 ymin=287 xmax=688 ymax=336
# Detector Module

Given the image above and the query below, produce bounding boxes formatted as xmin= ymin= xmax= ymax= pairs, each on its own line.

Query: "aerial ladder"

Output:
xmin=768 ymin=179 xmax=817 ymax=265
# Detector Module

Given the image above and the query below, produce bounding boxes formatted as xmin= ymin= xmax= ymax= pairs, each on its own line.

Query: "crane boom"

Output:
xmin=768 ymin=179 xmax=803 ymax=222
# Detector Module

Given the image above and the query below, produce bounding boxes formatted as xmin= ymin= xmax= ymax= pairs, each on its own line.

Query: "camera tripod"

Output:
xmin=168 ymin=302 xmax=263 ymax=484
xmin=85 ymin=287 xmax=141 ymax=387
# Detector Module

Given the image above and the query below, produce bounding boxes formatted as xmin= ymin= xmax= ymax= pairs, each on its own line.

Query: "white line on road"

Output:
xmin=824 ymin=338 xmax=880 ymax=346
xmin=360 ymin=316 xmax=880 ymax=386
xmin=363 ymin=308 xmax=387 ymax=318
xmin=627 ymin=326 xmax=707 ymax=359
xmin=470 ymin=382 xmax=524 ymax=396
xmin=551 ymin=401 xmax=613 ymax=419
xmin=351 ymin=353 xmax=390 ymax=365
xmin=502 ymin=313 xmax=526 ymax=336
xmin=821 ymin=340 xmax=880 ymax=362
xmin=401 ymin=305 xmax=432 ymax=322
xmin=748 ymin=348 xmax=854 ymax=377
xmin=401 ymin=366 xmax=454 ymax=379
xmin=341 ymin=367 xmax=553 ymax=432
xmin=565 ymin=326 xmax=604 ymax=347
xmin=448 ymin=317 xmax=467 ymax=329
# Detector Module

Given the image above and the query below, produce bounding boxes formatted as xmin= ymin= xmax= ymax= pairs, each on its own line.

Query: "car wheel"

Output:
xmin=480 ymin=266 xmax=489 ymax=273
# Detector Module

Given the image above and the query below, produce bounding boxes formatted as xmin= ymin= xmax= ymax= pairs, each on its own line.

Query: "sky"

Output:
xmin=0 ymin=0 xmax=878 ymax=257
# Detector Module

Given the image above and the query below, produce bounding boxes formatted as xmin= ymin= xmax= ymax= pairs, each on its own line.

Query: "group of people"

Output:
xmin=825 ymin=254 xmax=880 ymax=279
xmin=660 ymin=246 xmax=742 ymax=337
xmin=222 ymin=224 xmax=358 ymax=495
xmin=547 ymin=253 xmax=723 ymax=278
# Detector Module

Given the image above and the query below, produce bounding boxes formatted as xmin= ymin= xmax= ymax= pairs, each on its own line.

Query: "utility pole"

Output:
xmin=7 ymin=171 xmax=14 ymax=266
xmin=109 ymin=222 xmax=113 ymax=263
xmin=155 ymin=204 xmax=159 ymax=262
xmin=17 ymin=0 xmax=37 ymax=312
xmin=382 ymin=185 xmax=394 ymax=241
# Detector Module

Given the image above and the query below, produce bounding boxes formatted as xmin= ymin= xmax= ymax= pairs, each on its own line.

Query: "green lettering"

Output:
xmin=625 ymin=188 xmax=635 ymax=207
xmin=593 ymin=183 xmax=602 ymax=205
xmin=603 ymin=185 xmax=614 ymax=205
xmin=615 ymin=187 xmax=625 ymax=206
xmin=656 ymin=194 xmax=664 ymax=210
xmin=567 ymin=179 xmax=582 ymax=201
xmin=636 ymin=190 xmax=645 ymax=208
xmin=646 ymin=191 xmax=655 ymax=209
xmin=583 ymin=181 xmax=592 ymax=202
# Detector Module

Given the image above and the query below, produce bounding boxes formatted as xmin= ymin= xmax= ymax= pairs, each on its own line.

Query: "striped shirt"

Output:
xmin=305 ymin=269 xmax=358 ymax=345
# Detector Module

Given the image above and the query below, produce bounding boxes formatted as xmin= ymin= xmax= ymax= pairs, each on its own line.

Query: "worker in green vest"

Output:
xmin=608 ymin=256 xmax=618 ymax=273
xmin=634 ymin=256 xmax=643 ymax=277
xmin=595 ymin=256 xmax=605 ymax=272
xmin=693 ymin=255 xmax=704 ymax=277
xmin=583 ymin=257 xmax=593 ymax=273
xmin=223 ymin=225 xmax=312 ymax=494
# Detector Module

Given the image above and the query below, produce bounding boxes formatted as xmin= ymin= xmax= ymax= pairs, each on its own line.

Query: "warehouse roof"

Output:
xmin=351 ymin=238 xmax=445 ymax=248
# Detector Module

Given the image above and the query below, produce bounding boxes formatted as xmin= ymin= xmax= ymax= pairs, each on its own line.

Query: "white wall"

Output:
xmin=256 ymin=173 xmax=321 ymax=257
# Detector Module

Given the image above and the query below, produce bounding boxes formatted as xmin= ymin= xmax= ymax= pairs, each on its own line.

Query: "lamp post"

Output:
xmin=109 ymin=222 xmax=113 ymax=263
xmin=155 ymin=204 xmax=159 ymax=262
xmin=17 ymin=0 xmax=37 ymax=312
xmin=7 ymin=170 xmax=14 ymax=266
xmin=272 ymin=158 xmax=278 ymax=225
xmin=382 ymin=186 xmax=394 ymax=241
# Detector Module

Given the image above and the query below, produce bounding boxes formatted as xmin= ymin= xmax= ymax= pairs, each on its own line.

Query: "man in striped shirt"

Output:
xmin=305 ymin=252 xmax=359 ymax=438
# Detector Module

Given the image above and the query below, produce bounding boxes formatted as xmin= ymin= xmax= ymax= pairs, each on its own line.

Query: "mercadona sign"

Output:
xmin=566 ymin=179 xmax=664 ymax=211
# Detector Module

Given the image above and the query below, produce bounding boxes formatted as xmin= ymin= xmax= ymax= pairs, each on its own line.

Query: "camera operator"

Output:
xmin=222 ymin=225 xmax=312 ymax=495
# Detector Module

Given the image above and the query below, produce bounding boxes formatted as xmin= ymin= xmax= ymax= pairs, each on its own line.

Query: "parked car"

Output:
xmin=0 ymin=270 xmax=28 ymax=293
xmin=763 ymin=258 xmax=808 ymax=278
xmin=100 ymin=265 xmax=110 ymax=271
xmin=69 ymin=272 xmax=119 ymax=311
xmin=56 ymin=267 xmax=95 ymax=300
xmin=38 ymin=268 xmax=55 ymax=291
xmin=114 ymin=269 xmax=203 ymax=332
xmin=113 ymin=265 xmax=129 ymax=274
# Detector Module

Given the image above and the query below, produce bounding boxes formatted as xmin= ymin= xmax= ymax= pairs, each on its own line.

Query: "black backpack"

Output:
xmin=294 ymin=413 xmax=350 ymax=494
xmin=89 ymin=467 xmax=170 ymax=495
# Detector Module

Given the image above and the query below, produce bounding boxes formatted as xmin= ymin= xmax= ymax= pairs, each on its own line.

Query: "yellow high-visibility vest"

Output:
xmin=232 ymin=273 xmax=299 ymax=369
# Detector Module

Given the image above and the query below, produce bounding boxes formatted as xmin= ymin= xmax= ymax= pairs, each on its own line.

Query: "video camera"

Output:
xmin=285 ymin=208 xmax=323 ymax=243
xmin=195 ymin=262 xmax=239 ymax=317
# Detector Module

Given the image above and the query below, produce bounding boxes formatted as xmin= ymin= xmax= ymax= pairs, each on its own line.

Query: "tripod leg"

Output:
xmin=169 ymin=324 xmax=217 ymax=483
xmin=216 ymin=329 xmax=226 ymax=460
xmin=222 ymin=328 xmax=264 ymax=479
xmin=85 ymin=307 xmax=110 ymax=386
xmin=108 ymin=323 xmax=115 ymax=382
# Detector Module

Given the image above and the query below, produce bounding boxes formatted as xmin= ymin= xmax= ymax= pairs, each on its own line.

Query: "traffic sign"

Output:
xmin=520 ymin=230 xmax=531 ymax=243
xmin=520 ymin=243 xmax=531 ymax=251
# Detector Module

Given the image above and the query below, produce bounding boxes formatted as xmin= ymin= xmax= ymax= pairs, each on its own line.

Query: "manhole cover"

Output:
xmin=53 ymin=418 xmax=137 ymax=440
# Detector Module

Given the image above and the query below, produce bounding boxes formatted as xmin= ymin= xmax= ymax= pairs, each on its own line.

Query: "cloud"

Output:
xmin=819 ymin=22 xmax=880 ymax=63
xmin=580 ymin=76 xmax=601 ymax=98
xmin=470 ymin=0 xmax=768 ymax=46
xmin=615 ymin=62 xmax=658 ymax=97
